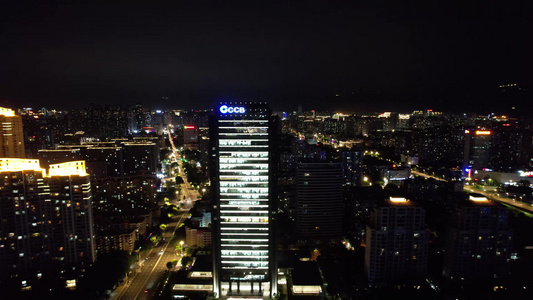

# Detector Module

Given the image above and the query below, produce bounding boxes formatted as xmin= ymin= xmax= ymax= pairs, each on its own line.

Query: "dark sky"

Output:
xmin=0 ymin=1 xmax=530 ymax=112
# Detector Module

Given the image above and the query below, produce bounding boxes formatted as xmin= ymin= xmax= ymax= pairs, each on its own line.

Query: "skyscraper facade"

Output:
xmin=0 ymin=107 xmax=25 ymax=158
xmin=211 ymin=102 xmax=277 ymax=299
xmin=296 ymin=162 xmax=343 ymax=242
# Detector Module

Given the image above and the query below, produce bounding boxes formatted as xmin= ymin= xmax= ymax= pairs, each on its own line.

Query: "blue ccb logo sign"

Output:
xmin=220 ymin=105 xmax=245 ymax=114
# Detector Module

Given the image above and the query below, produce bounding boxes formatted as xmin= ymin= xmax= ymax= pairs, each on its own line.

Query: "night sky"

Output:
xmin=0 ymin=1 xmax=530 ymax=112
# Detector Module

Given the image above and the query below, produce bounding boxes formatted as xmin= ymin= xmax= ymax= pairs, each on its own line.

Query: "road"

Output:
xmin=114 ymin=132 xmax=201 ymax=299
xmin=176 ymin=159 xmax=199 ymax=203
xmin=169 ymin=130 xmax=200 ymax=203
xmin=411 ymin=170 xmax=447 ymax=182
xmin=412 ymin=170 xmax=533 ymax=213
xmin=110 ymin=129 xmax=202 ymax=300
xmin=111 ymin=211 xmax=187 ymax=300
xmin=463 ymin=185 xmax=533 ymax=213
xmin=112 ymin=144 xmax=200 ymax=299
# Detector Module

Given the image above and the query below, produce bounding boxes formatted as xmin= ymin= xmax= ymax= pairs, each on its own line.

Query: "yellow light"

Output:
xmin=0 ymin=158 xmax=43 ymax=172
xmin=389 ymin=197 xmax=408 ymax=203
xmin=469 ymin=195 xmax=489 ymax=202
xmin=66 ymin=279 xmax=76 ymax=288
xmin=475 ymin=130 xmax=491 ymax=135
xmin=0 ymin=107 xmax=15 ymax=117
xmin=48 ymin=161 xmax=87 ymax=176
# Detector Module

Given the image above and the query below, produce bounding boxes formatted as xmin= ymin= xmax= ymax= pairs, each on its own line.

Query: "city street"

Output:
xmin=111 ymin=211 xmax=187 ymax=300
xmin=412 ymin=170 xmax=533 ymax=213
xmin=463 ymin=185 xmax=533 ymax=213
xmin=111 ymin=140 xmax=200 ymax=300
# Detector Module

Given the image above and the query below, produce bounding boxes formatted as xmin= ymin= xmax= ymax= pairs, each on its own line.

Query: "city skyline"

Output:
xmin=1 ymin=99 xmax=533 ymax=298
xmin=1 ymin=2 xmax=533 ymax=299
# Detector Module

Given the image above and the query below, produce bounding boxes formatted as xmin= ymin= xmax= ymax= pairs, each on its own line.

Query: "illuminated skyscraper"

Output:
xmin=211 ymin=102 xmax=277 ymax=299
xmin=0 ymin=107 xmax=25 ymax=158
xmin=0 ymin=159 xmax=94 ymax=290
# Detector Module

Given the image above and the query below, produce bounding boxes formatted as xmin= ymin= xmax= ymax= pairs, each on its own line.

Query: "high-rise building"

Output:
xmin=443 ymin=195 xmax=512 ymax=280
xmin=463 ymin=129 xmax=492 ymax=172
xmin=83 ymin=146 xmax=124 ymax=178
xmin=0 ymin=159 xmax=95 ymax=290
xmin=341 ymin=150 xmax=364 ymax=187
xmin=296 ymin=162 xmax=343 ymax=242
xmin=37 ymin=149 xmax=83 ymax=169
xmin=122 ymin=142 xmax=159 ymax=176
xmin=489 ymin=122 xmax=526 ymax=172
xmin=365 ymin=197 xmax=429 ymax=283
xmin=47 ymin=161 xmax=95 ymax=272
xmin=183 ymin=125 xmax=199 ymax=148
xmin=0 ymin=159 xmax=49 ymax=287
xmin=210 ymin=102 xmax=277 ymax=298
xmin=0 ymin=107 xmax=25 ymax=158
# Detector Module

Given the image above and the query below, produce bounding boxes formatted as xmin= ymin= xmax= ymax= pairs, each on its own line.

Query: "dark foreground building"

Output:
xmin=443 ymin=194 xmax=512 ymax=281
xmin=365 ymin=197 xmax=429 ymax=283
xmin=0 ymin=159 xmax=95 ymax=291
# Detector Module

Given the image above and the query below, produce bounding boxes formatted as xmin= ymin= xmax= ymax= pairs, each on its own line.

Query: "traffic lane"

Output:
xmin=132 ymin=218 xmax=183 ymax=299
xmin=121 ymin=262 xmax=155 ymax=299
xmin=139 ymin=256 xmax=176 ymax=299
xmin=464 ymin=186 xmax=533 ymax=213
xmin=411 ymin=170 xmax=446 ymax=182
xmin=119 ymin=243 xmax=171 ymax=299
xmin=118 ymin=202 xmax=189 ymax=299
xmin=133 ymin=254 xmax=168 ymax=299
xmin=118 ymin=252 xmax=156 ymax=299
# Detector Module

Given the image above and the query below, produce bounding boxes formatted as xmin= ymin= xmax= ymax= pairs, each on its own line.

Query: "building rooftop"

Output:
xmin=292 ymin=261 xmax=323 ymax=286
xmin=387 ymin=196 xmax=415 ymax=206
xmin=464 ymin=193 xmax=498 ymax=206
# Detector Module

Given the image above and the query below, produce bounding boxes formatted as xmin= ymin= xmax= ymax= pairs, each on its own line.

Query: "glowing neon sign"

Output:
xmin=220 ymin=105 xmax=245 ymax=114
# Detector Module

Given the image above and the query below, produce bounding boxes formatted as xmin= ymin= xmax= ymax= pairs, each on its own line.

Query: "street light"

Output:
xmin=179 ymin=241 xmax=184 ymax=256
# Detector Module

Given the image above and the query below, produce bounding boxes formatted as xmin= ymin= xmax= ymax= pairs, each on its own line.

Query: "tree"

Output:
xmin=185 ymin=247 xmax=194 ymax=256
xmin=384 ymin=183 xmax=399 ymax=191
xmin=518 ymin=179 xmax=531 ymax=187
xmin=175 ymin=176 xmax=184 ymax=185
xmin=78 ymin=251 xmax=133 ymax=296
xmin=166 ymin=261 xmax=173 ymax=271
xmin=181 ymin=256 xmax=192 ymax=268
